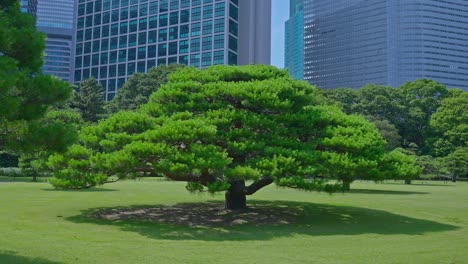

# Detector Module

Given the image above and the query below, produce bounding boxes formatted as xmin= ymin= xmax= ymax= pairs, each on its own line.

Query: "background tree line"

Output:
xmin=321 ymin=80 xmax=467 ymax=182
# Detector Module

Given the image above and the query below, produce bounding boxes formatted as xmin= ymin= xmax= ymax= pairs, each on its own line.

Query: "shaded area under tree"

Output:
xmin=67 ymin=200 xmax=458 ymax=241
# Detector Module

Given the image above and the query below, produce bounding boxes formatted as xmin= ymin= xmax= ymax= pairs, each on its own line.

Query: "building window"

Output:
xmin=229 ymin=19 xmax=237 ymax=36
xmin=158 ymin=28 xmax=168 ymax=41
xmin=170 ymin=11 xmax=179 ymax=25
xmin=203 ymin=4 xmax=213 ymax=19
xmin=130 ymin=5 xmax=138 ymax=18
xmin=202 ymin=52 xmax=212 ymax=67
xmin=120 ymin=21 xmax=128 ymax=34
xmin=119 ymin=36 xmax=127 ymax=48
xmin=100 ymin=66 xmax=107 ymax=78
xmin=101 ymin=38 xmax=109 ymax=51
xmin=118 ymin=63 xmax=126 ymax=76
xmin=139 ymin=3 xmax=148 ymax=17
xmin=100 ymin=52 xmax=109 ymax=64
xmin=158 ymin=43 xmax=167 ymax=57
xmin=102 ymin=25 xmax=110 ymax=37
xmin=229 ymin=3 xmax=238 ymax=20
xmin=169 ymin=41 xmax=178 ymax=55
xmin=149 ymin=16 xmax=157 ymax=28
xmin=180 ymin=25 xmax=189 ymax=39
xmin=129 ymin=34 xmax=137 ymax=47
xmin=191 ymin=22 xmax=201 ymax=37
xmin=228 ymin=51 xmax=237 ymax=65
xmin=118 ymin=50 xmax=127 ymax=62
xmin=191 ymin=7 xmax=201 ymax=21
xmin=109 ymin=51 xmax=117 ymax=63
xmin=202 ymin=20 xmax=213 ymax=35
xmin=159 ymin=14 xmax=168 ymax=27
xmin=190 ymin=53 xmax=200 ymax=67
xmin=179 ymin=40 xmax=189 ymax=53
xmin=229 ymin=35 xmax=237 ymax=52
xmin=109 ymin=65 xmax=117 ymax=77
xmin=127 ymin=62 xmax=135 ymax=75
xmin=137 ymin=61 xmax=145 ymax=72
xmin=120 ymin=7 xmax=128 ymax=20
xmin=215 ymin=2 xmax=225 ymax=17
xmin=213 ymin=50 xmax=224 ymax=65
xmin=138 ymin=47 xmax=146 ymax=59
xmin=191 ymin=38 xmax=200 ymax=52
xmin=130 ymin=19 xmax=138 ymax=32
xmin=110 ymin=37 xmax=118 ymax=50
xmin=148 ymin=30 xmax=157 ymax=43
xmin=168 ymin=56 xmax=177 ymax=64
xmin=214 ymin=34 xmax=224 ymax=49
xmin=169 ymin=26 xmax=178 ymax=40
xmin=148 ymin=45 xmax=157 ymax=58
xmin=202 ymin=36 xmax=212 ymax=51
xmin=180 ymin=9 xmax=190 ymax=23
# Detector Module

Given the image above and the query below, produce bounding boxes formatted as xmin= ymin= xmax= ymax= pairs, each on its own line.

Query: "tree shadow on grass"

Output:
xmin=382 ymin=182 xmax=455 ymax=187
xmin=42 ymin=188 xmax=118 ymax=192
xmin=348 ymin=189 xmax=429 ymax=195
xmin=0 ymin=250 xmax=62 ymax=264
xmin=66 ymin=200 xmax=459 ymax=241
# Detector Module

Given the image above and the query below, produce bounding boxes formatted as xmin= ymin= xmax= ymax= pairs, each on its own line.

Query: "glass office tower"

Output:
xmin=303 ymin=0 xmax=468 ymax=90
xmin=73 ymin=0 xmax=271 ymax=100
xmin=23 ymin=0 xmax=75 ymax=81
xmin=284 ymin=0 xmax=303 ymax=80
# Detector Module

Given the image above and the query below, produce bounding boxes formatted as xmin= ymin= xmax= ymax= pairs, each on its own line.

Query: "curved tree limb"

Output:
xmin=245 ymin=176 xmax=274 ymax=195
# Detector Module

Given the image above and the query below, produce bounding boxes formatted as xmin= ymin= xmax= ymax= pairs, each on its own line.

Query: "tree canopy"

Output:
xmin=69 ymin=78 xmax=106 ymax=123
xmin=106 ymin=64 xmax=184 ymax=113
xmin=0 ymin=1 xmax=71 ymax=153
xmin=49 ymin=65 xmax=418 ymax=209
xmin=429 ymin=89 xmax=467 ymax=157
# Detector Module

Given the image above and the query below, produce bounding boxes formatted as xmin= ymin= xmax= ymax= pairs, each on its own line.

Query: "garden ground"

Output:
xmin=0 ymin=178 xmax=467 ymax=263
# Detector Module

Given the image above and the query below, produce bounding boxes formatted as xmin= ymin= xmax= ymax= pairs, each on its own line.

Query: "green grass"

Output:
xmin=1 ymin=179 xmax=467 ymax=264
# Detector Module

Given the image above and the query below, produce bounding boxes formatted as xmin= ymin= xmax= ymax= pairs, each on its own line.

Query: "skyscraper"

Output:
xmin=25 ymin=0 xmax=75 ymax=82
xmin=303 ymin=0 xmax=468 ymax=90
xmin=284 ymin=0 xmax=303 ymax=80
xmin=73 ymin=0 xmax=271 ymax=100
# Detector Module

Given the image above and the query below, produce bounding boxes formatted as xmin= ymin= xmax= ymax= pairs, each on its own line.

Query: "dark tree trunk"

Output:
xmin=452 ymin=174 xmax=457 ymax=183
xmin=342 ymin=180 xmax=351 ymax=191
xmin=225 ymin=180 xmax=247 ymax=210
xmin=405 ymin=179 xmax=412 ymax=185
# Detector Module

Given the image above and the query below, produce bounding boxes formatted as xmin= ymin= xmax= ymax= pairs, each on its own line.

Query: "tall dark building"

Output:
xmin=303 ymin=0 xmax=468 ymax=90
xmin=22 ymin=0 xmax=75 ymax=82
xmin=284 ymin=0 xmax=303 ymax=80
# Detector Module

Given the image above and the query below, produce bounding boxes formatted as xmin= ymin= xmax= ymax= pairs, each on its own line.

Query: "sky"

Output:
xmin=270 ymin=0 xmax=289 ymax=68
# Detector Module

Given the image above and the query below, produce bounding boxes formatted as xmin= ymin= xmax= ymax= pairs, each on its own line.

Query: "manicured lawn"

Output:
xmin=1 ymin=178 xmax=467 ymax=264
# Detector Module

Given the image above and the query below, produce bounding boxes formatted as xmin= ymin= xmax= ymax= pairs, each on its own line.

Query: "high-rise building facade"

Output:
xmin=23 ymin=0 xmax=75 ymax=82
xmin=284 ymin=0 xmax=303 ymax=80
xmin=73 ymin=0 xmax=271 ymax=100
xmin=303 ymin=0 xmax=468 ymax=90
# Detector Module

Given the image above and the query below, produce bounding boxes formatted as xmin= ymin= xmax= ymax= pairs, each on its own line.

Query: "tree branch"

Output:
xmin=245 ymin=176 xmax=274 ymax=195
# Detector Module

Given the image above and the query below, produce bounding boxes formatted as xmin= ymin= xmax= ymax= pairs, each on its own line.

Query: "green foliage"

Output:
xmin=0 ymin=1 xmax=71 ymax=154
xmin=18 ymin=109 xmax=81 ymax=180
xmin=70 ymin=78 xmax=106 ymax=123
xmin=0 ymin=153 xmax=18 ymax=167
xmin=48 ymin=145 xmax=108 ymax=189
xmin=397 ymin=79 xmax=448 ymax=149
xmin=314 ymin=106 xmax=386 ymax=186
xmin=106 ymin=64 xmax=184 ymax=113
xmin=441 ymin=148 xmax=468 ymax=180
xmin=428 ymin=89 xmax=467 ymax=157
xmin=50 ymin=65 xmax=389 ymax=194
xmin=378 ymin=148 xmax=422 ymax=181
xmin=321 ymin=88 xmax=358 ymax=114
xmin=366 ymin=116 xmax=401 ymax=151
